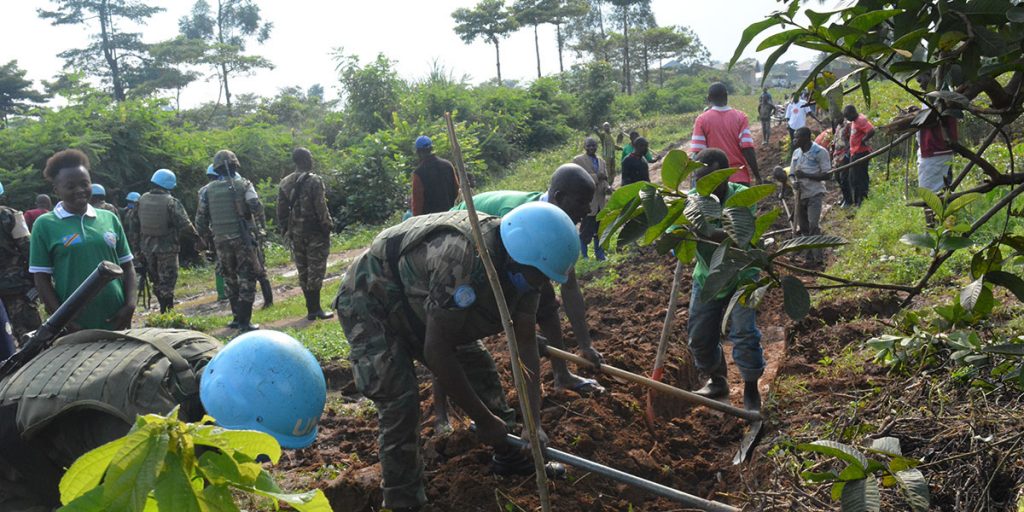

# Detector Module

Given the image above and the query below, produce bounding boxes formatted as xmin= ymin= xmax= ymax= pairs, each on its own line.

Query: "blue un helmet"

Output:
xmin=90 ymin=184 xmax=106 ymax=197
xmin=206 ymin=164 xmax=218 ymax=177
xmin=126 ymin=192 xmax=141 ymax=202
xmin=500 ymin=202 xmax=580 ymax=284
xmin=200 ymin=330 xmax=327 ymax=449
xmin=414 ymin=135 xmax=433 ymax=150
xmin=151 ymin=168 xmax=177 ymax=190
xmin=0 ymin=180 xmax=4 ymax=196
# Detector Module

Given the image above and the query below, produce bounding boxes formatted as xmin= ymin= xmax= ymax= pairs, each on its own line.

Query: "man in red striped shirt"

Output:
xmin=688 ymin=83 xmax=762 ymax=184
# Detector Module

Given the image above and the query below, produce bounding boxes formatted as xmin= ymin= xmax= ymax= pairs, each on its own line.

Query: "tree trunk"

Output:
xmin=597 ymin=6 xmax=608 ymax=62
xmin=642 ymin=40 xmax=649 ymax=88
xmin=222 ymin=62 xmax=233 ymax=115
xmin=494 ymin=38 xmax=503 ymax=86
xmin=99 ymin=0 xmax=125 ymax=102
xmin=216 ymin=0 xmax=232 ymax=115
xmin=659 ymin=57 xmax=664 ymax=87
xmin=534 ymin=24 xmax=542 ymax=78
xmin=556 ymin=23 xmax=565 ymax=73
xmin=622 ymin=6 xmax=631 ymax=95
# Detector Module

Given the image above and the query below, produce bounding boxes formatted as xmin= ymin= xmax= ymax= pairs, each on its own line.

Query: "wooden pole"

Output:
xmin=443 ymin=112 xmax=553 ymax=512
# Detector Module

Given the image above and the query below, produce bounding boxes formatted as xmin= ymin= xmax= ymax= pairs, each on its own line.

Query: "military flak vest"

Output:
xmin=206 ymin=178 xmax=248 ymax=238
xmin=138 ymin=192 xmax=174 ymax=237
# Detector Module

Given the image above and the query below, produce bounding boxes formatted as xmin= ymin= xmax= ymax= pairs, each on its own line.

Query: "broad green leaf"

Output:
xmin=868 ymin=437 xmax=902 ymax=456
xmin=917 ymin=187 xmax=943 ymax=217
xmin=675 ymin=238 xmax=697 ymax=264
xmin=683 ymin=194 xmax=722 ymax=237
xmin=709 ymin=239 xmax=731 ymax=272
xmin=848 ymin=9 xmax=904 ymax=32
xmin=840 ymin=477 xmax=881 ymax=512
xmin=747 ymin=283 xmax=773 ymax=309
xmin=617 ymin=218 xmax=648 ymax=249
xmin=598 ymin=197 xmax=641 ymax=249
xmin=971 ymin=247 xmax=1002 ymax=279
xmin=753 ymin=208 xmax=782 ymax=242
xmin=729 ymin=16 xmax=783 ymax=68
xmin=153 ymin=451 xmax=202 ymax=512
xmin=832 ymin=481 xmax=846 ymax=502
xmin=805 ymin=8 xmax=848 ymax=27
xmin=946 ymin=192 xmax=982 ymax=217
xmin=982 ymin=343 xmax=1024 ymax=356
xmin=889 ymin=61 xmax=934 ymax=74
xmin=660 ymin=150 xmax=701 ymax=191
xmin=640 ymin=186 xmax=668 ymax=227
xmin=889 ymin=456 xmax=920 ymax=472
xmin=192 ymin=427 xmax=282 ymax=464
xmin=893 ymin=469 xmax=930 ymax=512
xmin=602 ymin=181 xmax=649 ymax=215
xmin=938 ymin=31 xmax=968 ymax=51
xmin=199 ymin=485 xmax=241 ymax=512
xmin=59 ymin=486 xmax=106 ymax=512
xmin=859 ymin=69 xmax=872 ymax=107
xmin=772 ymin=235 xmax=847 ymax=258
xmin=797 ymin=440 xmax=870 ymax=470
xmin=721 ymin=289 xmax=745 ymax=335
xmin=757 ymin=28 xmax=809 ymax=51
xmin=701 ymin=266 xmax=739 ymax=302
xmin=938 ymin=235 xmax=973 ymax=251
xmin=199 ymin=451 xmax=258 ymax=487
xmin=654 ymin=231 xmax=684 ymax=254
xmin=696 ymin=168 xmax=738 ymax=196
xmin=801 ymin=470 xmax=839 ymax=482
xmin=60 ymin=436 xmax=127 ymax=504
xmin=724 ymin=184 xmax=777 ymax=208
xmin=839 ymin=463 xmax=867 ymax=481
xmin=892 ymin=28 xmax=929 ymax=50
xmin=761 ymin=41 xmax=794 ymax=85
xmin=644 ymin=198 xmax=687 ymax=245
xmin=723 ymin=207 xmax=756 ymax=248
xmin=249 ymin=469 xmax=332 ymax=512
xmin=781 ymin=275 xmax=810 ymax=320
xmin=102 ymin=426 xmax=169 ymax=511
xmin=960 ymin=277 xmax=986 ymax=312
xmin=900 ymin=233 xmax=936 ymax=250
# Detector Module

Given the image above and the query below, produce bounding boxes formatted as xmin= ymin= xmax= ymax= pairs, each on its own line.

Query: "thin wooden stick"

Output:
xmin=443 ymin=112 xmax=553 ymax=512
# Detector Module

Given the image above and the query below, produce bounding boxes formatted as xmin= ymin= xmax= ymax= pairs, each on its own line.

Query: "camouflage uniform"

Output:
xmin=334 ymin=211 xmax=537 ymax=510
xmin=278 ymin=171 xmax=332 ymax=292
xmin=0 ymin=206 xmax=40 ymax=342
xmin=131 ymin=188 xmax=199 ymax=311
xmin=195 ymin=151 xmax=265 ymax=329
xmin=93 ymin=201 xmax=120 ymax=217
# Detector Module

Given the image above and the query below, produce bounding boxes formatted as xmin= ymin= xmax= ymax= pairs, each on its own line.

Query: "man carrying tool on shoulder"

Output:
xmin=334 ymin=202 xmax=579 ymax=512
xmin=687 ymin=148 xmax=764 ymax=412
xmin=433 ymin=164 xmax=603 ymax=432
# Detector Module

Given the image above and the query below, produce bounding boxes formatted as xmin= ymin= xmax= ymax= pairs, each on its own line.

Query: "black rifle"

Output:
xmin=0 ymin=261 xmax=123 ymax=378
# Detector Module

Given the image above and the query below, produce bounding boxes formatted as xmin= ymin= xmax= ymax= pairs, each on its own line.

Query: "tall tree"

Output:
xmin=606 ymin=0 xmax=651 ymax=94
xmin=133 ymin=37 xmax=205 ymax=108
xmin=38 ymin=0 xmax=164 ymax=102
xmin=179 ymin=0 xmax=273 ymax=115
xmin=642 ymin=25 xmax=707 ymax=86
xmin=546 ymin=0 xmax=589 ymax=73
xmin=453 ymin=0 xmax=520 ymax=86
xmin=513 ymin=0 xmax=554 ymax=78
xmin=0 ymin=61 xmax=48 ymax=128
xmin=566 ymin=0 xmax=610 ymax=62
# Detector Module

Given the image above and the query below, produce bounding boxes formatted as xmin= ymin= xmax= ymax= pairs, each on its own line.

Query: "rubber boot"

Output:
xmin=227 ymin=298 xmax=240 ymax=329
xmin=158 ymin=296 xmax=172 ymax=314
xmin=215 ymin=272 xmax=227 ymax=301
xmin=259 ymin=277 xmax=274 ymax=309
xmin=744 ymin=380 xmax=762 ymax=412
xmin=305 ymin=289 xmax=334 ymax=321
xmin=694 ymin=360 xmax=729 ymax=399
xmin=235 ymin=301 xmax=260 ymax=332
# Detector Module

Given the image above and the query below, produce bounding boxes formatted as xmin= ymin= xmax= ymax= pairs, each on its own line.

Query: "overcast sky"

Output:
xmin=3 ymin=0 xmax=828 ymax=107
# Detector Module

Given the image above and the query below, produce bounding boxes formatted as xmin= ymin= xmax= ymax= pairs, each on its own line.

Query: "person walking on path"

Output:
xmin=23 ymin=194 xmax=52 ymax=232
xmin=29 ymin=149 xmax=136 ymax=331
xmin=789 ymin=127 xmax=832 ymax=267
xmin=278 ymin=148 xmax=335 ymax=321
xmin=133 ymin=169 xmax=200 ymax=313
xmin=688 ymin=82 xmax=762 ymax=184
xmin=411 ymin=136 xmax=460 ymax=216
xmin=595 ymin=122 xmax=622 ymax=183
xmin=758 ymin=91 xmax=775 ymax=145
xmin=0 ymin=181 xmax=41 ymax=341
xmin=88 ymin=184 xmax=120 ymax=216
xmin=844 ymin=105 xmax=876 ymax=206
xmin=196 ymin=150 xmax=265 ymax=332
xmin=333 ymin=203 xmax=578 ymax=512
xmin=785 ymin=92 xmax=814 ymax=143
xmin=573 ymin=137 xmax=610 ymax=260
xmin=621 ymin=137 xmax=652 ymax=186
xmin=686 ymin=148 xmax=764 ymax=412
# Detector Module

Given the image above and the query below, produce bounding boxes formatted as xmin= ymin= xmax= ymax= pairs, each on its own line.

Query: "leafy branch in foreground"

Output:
xmin=597 ymin=149 xmax=848 ymax=323
xmin=59 ymin=408 xmax=331 ymax=512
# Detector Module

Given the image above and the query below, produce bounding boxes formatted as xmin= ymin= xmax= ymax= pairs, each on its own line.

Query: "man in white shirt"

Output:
xmin=786 ymin=92 xmax=813 ymax=142
xmin=789 ymin=127 xmax=831 ymax=267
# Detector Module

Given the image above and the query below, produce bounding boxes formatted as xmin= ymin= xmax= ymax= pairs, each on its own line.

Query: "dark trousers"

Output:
xmin=850 ymin=151 xmax=871 ymax=205
xmin=836 ymin=155 xmax=853 ymax=206
xmin=579 ymin=215 xmax=599 ymax=247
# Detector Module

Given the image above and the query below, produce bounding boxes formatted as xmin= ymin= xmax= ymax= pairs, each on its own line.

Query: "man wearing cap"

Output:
xmin=688 ymin=82 xmax=762 ymax=185
xmin=132 ymin=169 xmax=200 ymax=312
xmin=0 ymin=181 xmax=41 ymax=341
xmin=196 ymin=150 xmax=265 ymax=331
xmin=411 ymin=136 xmax=460 ymax=216
xmin=89 ymin=184 xmax=120 ymax=216
xmin=277 ymin=148 xmax=334 ymax=321
xmin=335 ymin=202 xmax=579 ymax=512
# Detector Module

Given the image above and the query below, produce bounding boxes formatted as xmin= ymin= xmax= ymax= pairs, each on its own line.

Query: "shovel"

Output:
xmin=544 ymin=346 xmax=765 ymax=463
xmin=645 ymin=260 xmax=685 ymax=426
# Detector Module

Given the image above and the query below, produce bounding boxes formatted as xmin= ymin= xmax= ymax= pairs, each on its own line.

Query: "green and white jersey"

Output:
xmin=451 ymin=190 xmax=545 ymax=217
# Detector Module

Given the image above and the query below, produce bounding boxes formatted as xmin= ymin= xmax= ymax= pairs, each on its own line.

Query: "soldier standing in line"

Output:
xmin=200 ymin=166 xmax=229 ymax=302
xmin=134 ymin=169 xmax=200 ymax=313
xmin=277 ymin=148 xmax=334 ymax=321
xmin=89 ymin=184 xmax=120 ymax=216
xmin=195 ymin=150 xmax=265 ymax=332
xmin=0 ymin=181 xmax=41 ymax=342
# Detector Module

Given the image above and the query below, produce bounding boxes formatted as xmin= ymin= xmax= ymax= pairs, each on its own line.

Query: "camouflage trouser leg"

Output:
xmin=214 ymin=238 xmax=258 ymax=303
xmin=144 ymin=250 xmax=179 ymax=302
xmin=0 ymin=293 xmax=41 ymax=343
xmin=292 ymin=234 xmax=330 ymax=292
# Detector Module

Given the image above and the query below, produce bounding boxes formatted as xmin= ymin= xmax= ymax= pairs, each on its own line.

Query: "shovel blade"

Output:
xmin=732 ymin=420 xmax=764 ymax=465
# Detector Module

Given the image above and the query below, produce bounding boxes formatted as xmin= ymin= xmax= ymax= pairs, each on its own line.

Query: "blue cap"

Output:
xmin=90 ymin=184 xmax=106 ymax=197
xmin=126 ymin=192 xmax=141 ymax=202
xmin=415 ymin=136 xmax=433 ymax=150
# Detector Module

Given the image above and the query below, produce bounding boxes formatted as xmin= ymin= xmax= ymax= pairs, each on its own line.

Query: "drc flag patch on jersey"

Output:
xmin=62 ymin=233 xmax=83 ymax=247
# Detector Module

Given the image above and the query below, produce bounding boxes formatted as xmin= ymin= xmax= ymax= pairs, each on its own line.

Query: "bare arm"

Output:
xmin=511 ymin=310 xmax=545 ymax=442
xmin=107 ymin=262 xmax=136 ymax=329
xmin=34 ymin=273 xmax=59 ymax=315
xmin=742 ymin=147 xmax=761 ymax=183
xmin=560 ymin=269 xmax=598 ymax=356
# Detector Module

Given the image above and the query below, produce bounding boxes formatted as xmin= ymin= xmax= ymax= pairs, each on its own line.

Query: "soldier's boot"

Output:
xmin=158 ymin=296 xmax=173 ymax=314
xmin=694 ymin=359 xmax=730 ymax=399
xmin=227 ymin=298 xmax=240 ymax=329
xmin=236 ymin=301 xmax=260 ymax=332
xmin=305 ymin=289 xmax=334 ymax=321
xmin=259 ymin=277 xmax=274 ymax=309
